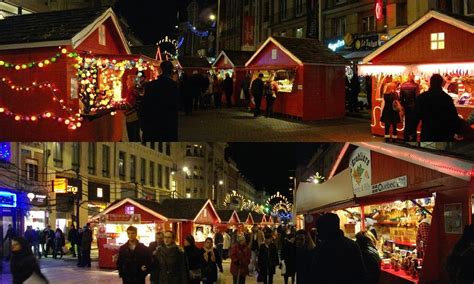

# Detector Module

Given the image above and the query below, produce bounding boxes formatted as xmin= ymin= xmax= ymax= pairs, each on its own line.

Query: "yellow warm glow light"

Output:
xmin=358 ymin=65 xmax=407 ymax=75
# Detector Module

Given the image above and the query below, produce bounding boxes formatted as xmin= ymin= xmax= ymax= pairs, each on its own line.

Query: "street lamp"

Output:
xmin=219 ymin=180 xmax=224 ymax=185
xmin=209 ymin=14 xmax=216 ymax=21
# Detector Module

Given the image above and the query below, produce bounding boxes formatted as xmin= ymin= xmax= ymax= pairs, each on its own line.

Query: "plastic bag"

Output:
xmin=281 ymin=260 xmax=287 ymax=275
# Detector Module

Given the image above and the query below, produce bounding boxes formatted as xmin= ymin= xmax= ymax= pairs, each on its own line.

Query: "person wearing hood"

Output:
xmin=152 ymin=230 xmax=187 ymax=284
xmin=310 ymin=213 xmax=367 ymax=283
xmin=184 ymin=235 xmax=205 ymax=284
xmin=116 ymin=226 xmax=152 ymax=284
xmin=10 ymin=236 xmax=48 ymax=284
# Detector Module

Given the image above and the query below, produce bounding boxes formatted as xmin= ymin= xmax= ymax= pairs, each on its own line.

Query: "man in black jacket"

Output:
xmin=416 ymin=74 xmax=460 ymax=141
xmin=68 ymin=224 xmax=78 ymax=257
xmin=250 ymin=73 xmax=264 ymax=117
xmin=223 ymin=73 xmax=234 ymax=108
xmin=400 ymin=74 xmax=420 ymax=141
xmin=310 ymin=213 xmax=367 ymax=284
xmin=139 ymin=60 xmax=178 ymax=141
xmin=117 ymin=226 xmax=152 ymax=284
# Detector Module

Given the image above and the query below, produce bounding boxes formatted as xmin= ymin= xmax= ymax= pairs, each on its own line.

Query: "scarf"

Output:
xmin=203 ymin=247 xmax=215 ymax=263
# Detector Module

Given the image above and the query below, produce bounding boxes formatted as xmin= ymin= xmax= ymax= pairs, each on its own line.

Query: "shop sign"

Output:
xmin=444 ymin=203 xmax=462 ymax=234
xmin=0 ymin=190 xmax=16 ymax=208
xmin=375 ymin=0 xmax=384 ymax=21
xmin=370 ymin=176 xmax=407 ymax=196
xmin=349 ymin=147 xmax=372 ymax=197
xmin=328 ymin=39 xmax=345 ymax=51
xmin=353 ymin=34 xmax=381 ymax=51
xmin=53 ymin=178 xmax=68 ymax=193
xmin=99 ymin=214 xmax=141 ymax=224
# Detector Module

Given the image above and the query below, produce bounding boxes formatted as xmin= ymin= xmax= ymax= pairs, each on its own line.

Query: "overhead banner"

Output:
xmin=370 ymin=176 xmax=408 ymax=196
xmin=349 ymin=147 xmax=372 ymax=197
xmin=242 ymin=16 xmax=255 ymax=51
xmin=99 ymin=214 xmax=141 ymax=224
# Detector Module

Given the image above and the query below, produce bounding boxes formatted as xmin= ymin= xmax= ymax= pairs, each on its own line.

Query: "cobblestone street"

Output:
xmin=1 ymin=258 xmax=285 ymax=284
xmin=179 ymin=108 xmax=382 ymax=142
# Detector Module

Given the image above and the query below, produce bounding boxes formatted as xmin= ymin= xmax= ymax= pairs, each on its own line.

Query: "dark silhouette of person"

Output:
xmin=400 ymin=73 xmax=420 ymax=141
xmin=223 ymin=73 xmax=234 ymax=108
xmin=251 ymin=73 xmax=264 ymax=117
xmin=139 ymin=61 xmax=178 ymax=141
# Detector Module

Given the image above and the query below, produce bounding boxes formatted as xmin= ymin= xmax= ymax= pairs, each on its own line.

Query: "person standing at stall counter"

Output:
xmin=400 ymin=74 xmax=420 ymax=141
xmin=265 ymin=76 xmax=279 ymax=118
xmin=117 ymin=226 xmax=152 ymax=284
xmin=251 ymin=73 xmax=265 ymax=117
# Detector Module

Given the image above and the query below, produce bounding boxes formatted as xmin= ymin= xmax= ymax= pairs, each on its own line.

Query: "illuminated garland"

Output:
xmin=223 ymin=190 xmax=245 ymax=209
xmin=0 ymin=143 xmax=11 ymax=161
xmin=186 ymin=22 xmax=210 ymax=38
xmin=266 ymin=192 xmax=293 ymax=215
xmin=0 ymin=47 xmax=73 ymax=71
xmin=0 ymin=106 xmax=82 ymax=130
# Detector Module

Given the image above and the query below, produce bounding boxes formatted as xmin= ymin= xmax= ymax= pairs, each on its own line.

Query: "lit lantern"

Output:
xmin=38 ymin=62 xmax=44 ymax=68
xmin=30 ymin=116 xmax=37 ymax=121
xmin=21 ymin=64 xmax=27 ymax=69
xmin=44 ymin=60 xmax=50 ymax=65
xmin=45 ymin=112 xmax=52 ymax=118
xmin=0 ymin=61 xmax=4 ymax=66
xmin=61 ymin=48 xmax=67 ymax=54
xmin=15 ymin=65 xmax=21 ymax=70
xmin=14 ymin=115 xmax=21 ymax=121
xmin=0 ymin=107 xmax=4 ymax=113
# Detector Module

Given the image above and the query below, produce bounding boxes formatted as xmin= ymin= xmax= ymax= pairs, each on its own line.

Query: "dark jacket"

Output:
xmin=139 ymin=75 xmax=179 ymax=141
xmin=184 ymin=245 xmax=205 ymax=270
xmin=400 ymin=81 xmax=419 ymax=109
xmin=68 ymin=228 xmax=78 ymax=244
xmin=202 ymin=247 xmax=223 ymax=282
xmin=281 ymin=240 xmax=297 ymax=276
xmin=24 ymin=229 xmax=33 ymax=245
xmin=230 ymin=243 xmax=251 ymax=277
xmin=153 ymin=244 xmax=187 ymax=284
xmin=223 ymin=77 xmax=233 ymax=95
xmin=381 ymin=92 xmax=401 ymax=124
xmin=10 ymin=238 xmax=48 ymax=284
xmin=310 ymin=231 xmax=367 ymax=284
xmin=250 ymin=78 xmax=264 ymax=98
xmin=4 ymin=227 xmax=16 ymax=241
xmin=81 ymin=228 xmax=92 ymax=251
xmin=117 ymin=241 xmax=153 ymax=282
xmin=214 ymin=232 xmax=224 ymax=244
xmin=257 ymin=242 xmax=279 ymax=279
xmin=416 ymin=88 xmax=460 ymax=141
xmin=359 ymin=245 xmax=381 ymax=284
xmin=295 ymin=246 xmax=313 ymax=284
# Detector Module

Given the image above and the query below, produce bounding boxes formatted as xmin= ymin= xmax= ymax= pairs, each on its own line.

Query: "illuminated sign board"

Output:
xmin=0 ymin=191 xmax=17 ymax=208
xmin=0 ymin=143 xmax=11 ymax=161
xmin=52 ymin=178 xmax=68 ymax=193
xmin=375 ymin=0 xmax=384 ymax=21
xmin=328 ymin=39 xmax=345 ymax=51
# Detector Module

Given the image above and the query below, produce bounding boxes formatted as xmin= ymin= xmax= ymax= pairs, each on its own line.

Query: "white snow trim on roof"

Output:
xmin=89 ymin=198 xmax=168 ymax=222
xmin=245 ymin=37 xmax=303 ymax=67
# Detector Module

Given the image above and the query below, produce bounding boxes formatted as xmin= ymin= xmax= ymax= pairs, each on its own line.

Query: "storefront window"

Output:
xmin=118 ymin=151 xmax=126 ymax=180
xmin=102 ymin=145 xmax=110 ymax=177
xmin=430 ymin=32 xmax=445 ymax=50
xmin=252 ymin=69 xmax=296 ymax=93
xmin=53 ymin=142 xmax=63 ymax=168
xmin=88 ymin=142 xmax=96 ymax=175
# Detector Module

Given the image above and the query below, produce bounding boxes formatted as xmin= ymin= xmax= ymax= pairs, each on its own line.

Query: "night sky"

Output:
xmin=227 ymin=143 xmax=325 ymax=200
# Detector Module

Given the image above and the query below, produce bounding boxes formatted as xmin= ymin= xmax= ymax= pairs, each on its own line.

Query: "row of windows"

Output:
xmin=142 ymin=142 xmax=172 ymax=156
xmin=118 ymin=151 xmax=171 ymax=189
xmin=53 ymin=143 xmax=171 ymax=188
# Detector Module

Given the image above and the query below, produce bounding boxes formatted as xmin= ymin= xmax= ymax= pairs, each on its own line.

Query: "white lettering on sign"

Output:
xmin=328 ymin=39 xmax=345 ymax=51
xmin=349 ymin=147 xmax=372 ymax=197
xmin=371 ymin=176 xmax=408 ymax=195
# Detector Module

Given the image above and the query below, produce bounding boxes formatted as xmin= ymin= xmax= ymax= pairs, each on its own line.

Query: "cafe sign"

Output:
xmin=0 ymin=190 xmax=16 ymax=208
xmin=350 ymin=147 xmax=372 ymax=197
xmin=370 ymin=176 xmax=408 ymax=196
xmin=99 ymin=214 xmax=141 ymax=224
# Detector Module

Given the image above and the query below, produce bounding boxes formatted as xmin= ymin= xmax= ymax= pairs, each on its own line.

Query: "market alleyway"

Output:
xmin=178 ymin=108 xmax=381 ymax=142
xmin=1 ymin=258 xmax=285 ymax=284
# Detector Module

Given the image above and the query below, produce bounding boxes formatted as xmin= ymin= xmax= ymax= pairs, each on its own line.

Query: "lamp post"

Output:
xmin=216 ymin=0 xmax=221 ymax=55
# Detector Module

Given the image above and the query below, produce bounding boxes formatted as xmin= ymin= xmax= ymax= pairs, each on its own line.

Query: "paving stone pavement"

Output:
xmin=1 ymin=258 xmax=285 ymax=284
xmin=178 ymin=108 xmax=382 ymax=142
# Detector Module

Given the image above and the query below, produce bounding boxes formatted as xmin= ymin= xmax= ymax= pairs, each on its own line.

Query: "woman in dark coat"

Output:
xmin=10 ymin=236 xmax=48 ymax=284
xmin=257 ymin=233 xmax=279 ymax=284
xmin=153 ymin=231 xmax=187 ymax=284
xmin=380 ymin=82 xmax=401 ymax=142
xmin=281 ymin=233 xmax=297 ymax=284
xmin=202 ymin=237 xmax=223 ymax=284
xmin=355 ymin=231 xmax=381 ymax=284
xmin=184 ymin=235 xmax=205 ymax=284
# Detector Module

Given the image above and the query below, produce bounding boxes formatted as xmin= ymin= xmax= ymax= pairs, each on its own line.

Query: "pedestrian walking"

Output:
xmin=149 ymin=231 xmax=164 ymax=284
xmin=116 ymin=226 xmax=152 ymax=284
xmin=32 ymin=228 xmax=41 ymax=258
xmin=242 ymin=72 xmax=252 ymax=109
xmin=39 ymin=227 xmax=46 ymax=257
xmin=295 ymin=230 xmax=317 ymax=284
xmin=139 ymin=60 xmax=178 ymax=141
xmin=264 ymin=76 xmax=278 ymax=118
xmin=53 ymin=228 xmax=65 ymax=259
xmin=248 ymin=225 xmax=264 ymax=275
xmin=152 ymin=231 xmax=187 ymax=284
xmin=349 ymin=75 xmax=361 ymax=112
xmin=256 ymin=233 xmax=279 ymax=284
xmin=79 ymin=223 xmax=92 ymax=267
xmin=184 ymin=235 xmax=205 ymax=284
xmin=212 ymin=74 xmax=222 ymax=109
xmin=223 ymin=73 xmax=234 ymax=108
xmin=24 ymin=226 xmax=33 ymax=247
xmin=355 ymin=231 xmax=381 ymax=284
xmin=42 ymin=225 xmax=54 ymax=258
xmin=3 ymin=224 xmax=16 ymax=261
xmin=223 ymin=230 xmax=231 ymax=260
xmin=10 ymin=236 xmax=48 ymax=284
xmin=76 ymin=227 xmax=83 ymax=267
xmin=416 ymin=73 xmax=461 ymax=141
xmin=214 ymin=229 xmax=224 ymax=259
xmin=446 ymin=224 xmax=474 ymax=284
xmin=68 ymin=224 xmax=78 ymax=257
xmin=202 ymin=237 xmax=223 ymax=284
xmin=399 ymin=74 xmax=420 ymax=141
xmin=250 ymin=73 xmax=264 ymax=117
xmin=230 ymin=235 xmax=251 ymax=284
xmin=310 ymin=213 xmax=367 ymax=283
xmin=280 ymin=233 xmax=296 ymax=284
xmin=381 ymin=82 xmax=401 ymax=142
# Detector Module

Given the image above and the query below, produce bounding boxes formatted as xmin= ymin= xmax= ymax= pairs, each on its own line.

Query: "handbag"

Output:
xmin=392 ymin=99 xmax=402 ymax=112
xmin=189 ymin=268 xmax=202 ymax=280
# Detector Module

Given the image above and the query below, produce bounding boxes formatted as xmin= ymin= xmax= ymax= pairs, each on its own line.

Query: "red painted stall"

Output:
xmin=359 ymin=10 xmax=474 ymax=138
xmin=216 ymin=209 xmax=241 ymax=231
xmin=245 ymin=36 xmax=348 ymax=121
xmin=90 ymin=198 xmax=171 ymax=269
xmin=297 ymin=143 xmax=474 ymax=283
xmin=213 ymin=50 xmax=254 ymax=106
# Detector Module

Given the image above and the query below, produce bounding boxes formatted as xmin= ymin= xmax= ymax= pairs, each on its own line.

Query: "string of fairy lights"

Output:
xmin=0 ymin=46 xmax=160 ymax=130
xmin=223 ymin=190 xmax=293 ymax=216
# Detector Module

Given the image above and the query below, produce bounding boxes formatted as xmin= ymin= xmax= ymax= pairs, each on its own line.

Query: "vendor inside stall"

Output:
xmin=251 ymin=69 xmax=296 ymax=93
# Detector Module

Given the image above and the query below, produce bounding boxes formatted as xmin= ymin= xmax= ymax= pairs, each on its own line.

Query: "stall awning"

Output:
xmin=343 ymin=50 xmax=374 ymax=61
xmin=296 ymin=168 xmax=355 ymax=214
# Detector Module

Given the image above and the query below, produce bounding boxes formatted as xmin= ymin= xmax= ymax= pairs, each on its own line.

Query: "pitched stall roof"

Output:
xmin=89 ymin=198 xmax=169 ymax=221
xmin=178 ymin=56 xmax=211 ymax=68
xmin=0 ymin=7 xmax=130 ymax=53
xmin=216 ymin=209 xmax=240 ymax=223
xmin=246 ymin=36 xmax=349 ymax=67
xmin=363 ymin=10 xmax=474 ymax=64
xmin=214 ymin=50 xmax=255 ymax=68
xmin=237 ymin=210 xmax=253 ymax=224
xmin=250 ymin=212 xmax=265 ymax=223
xmin=160 ymin=198 xmax=220 ymax=222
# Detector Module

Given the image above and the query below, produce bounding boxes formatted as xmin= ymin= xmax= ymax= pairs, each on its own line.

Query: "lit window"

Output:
xmin=296 ymin=28 xmax=303 ymax=38
xmin=272 ymin=48 xmax=277 ymax=59
xmin=186 ymin=193 xmax=192 ymax=198
xmin=430 ymin=32 xmax=445 ymax=50
xmin=97 ymin=187 xmax=103 ymax=198
xmin=125 ymin=205 xmax=134 ymax=214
